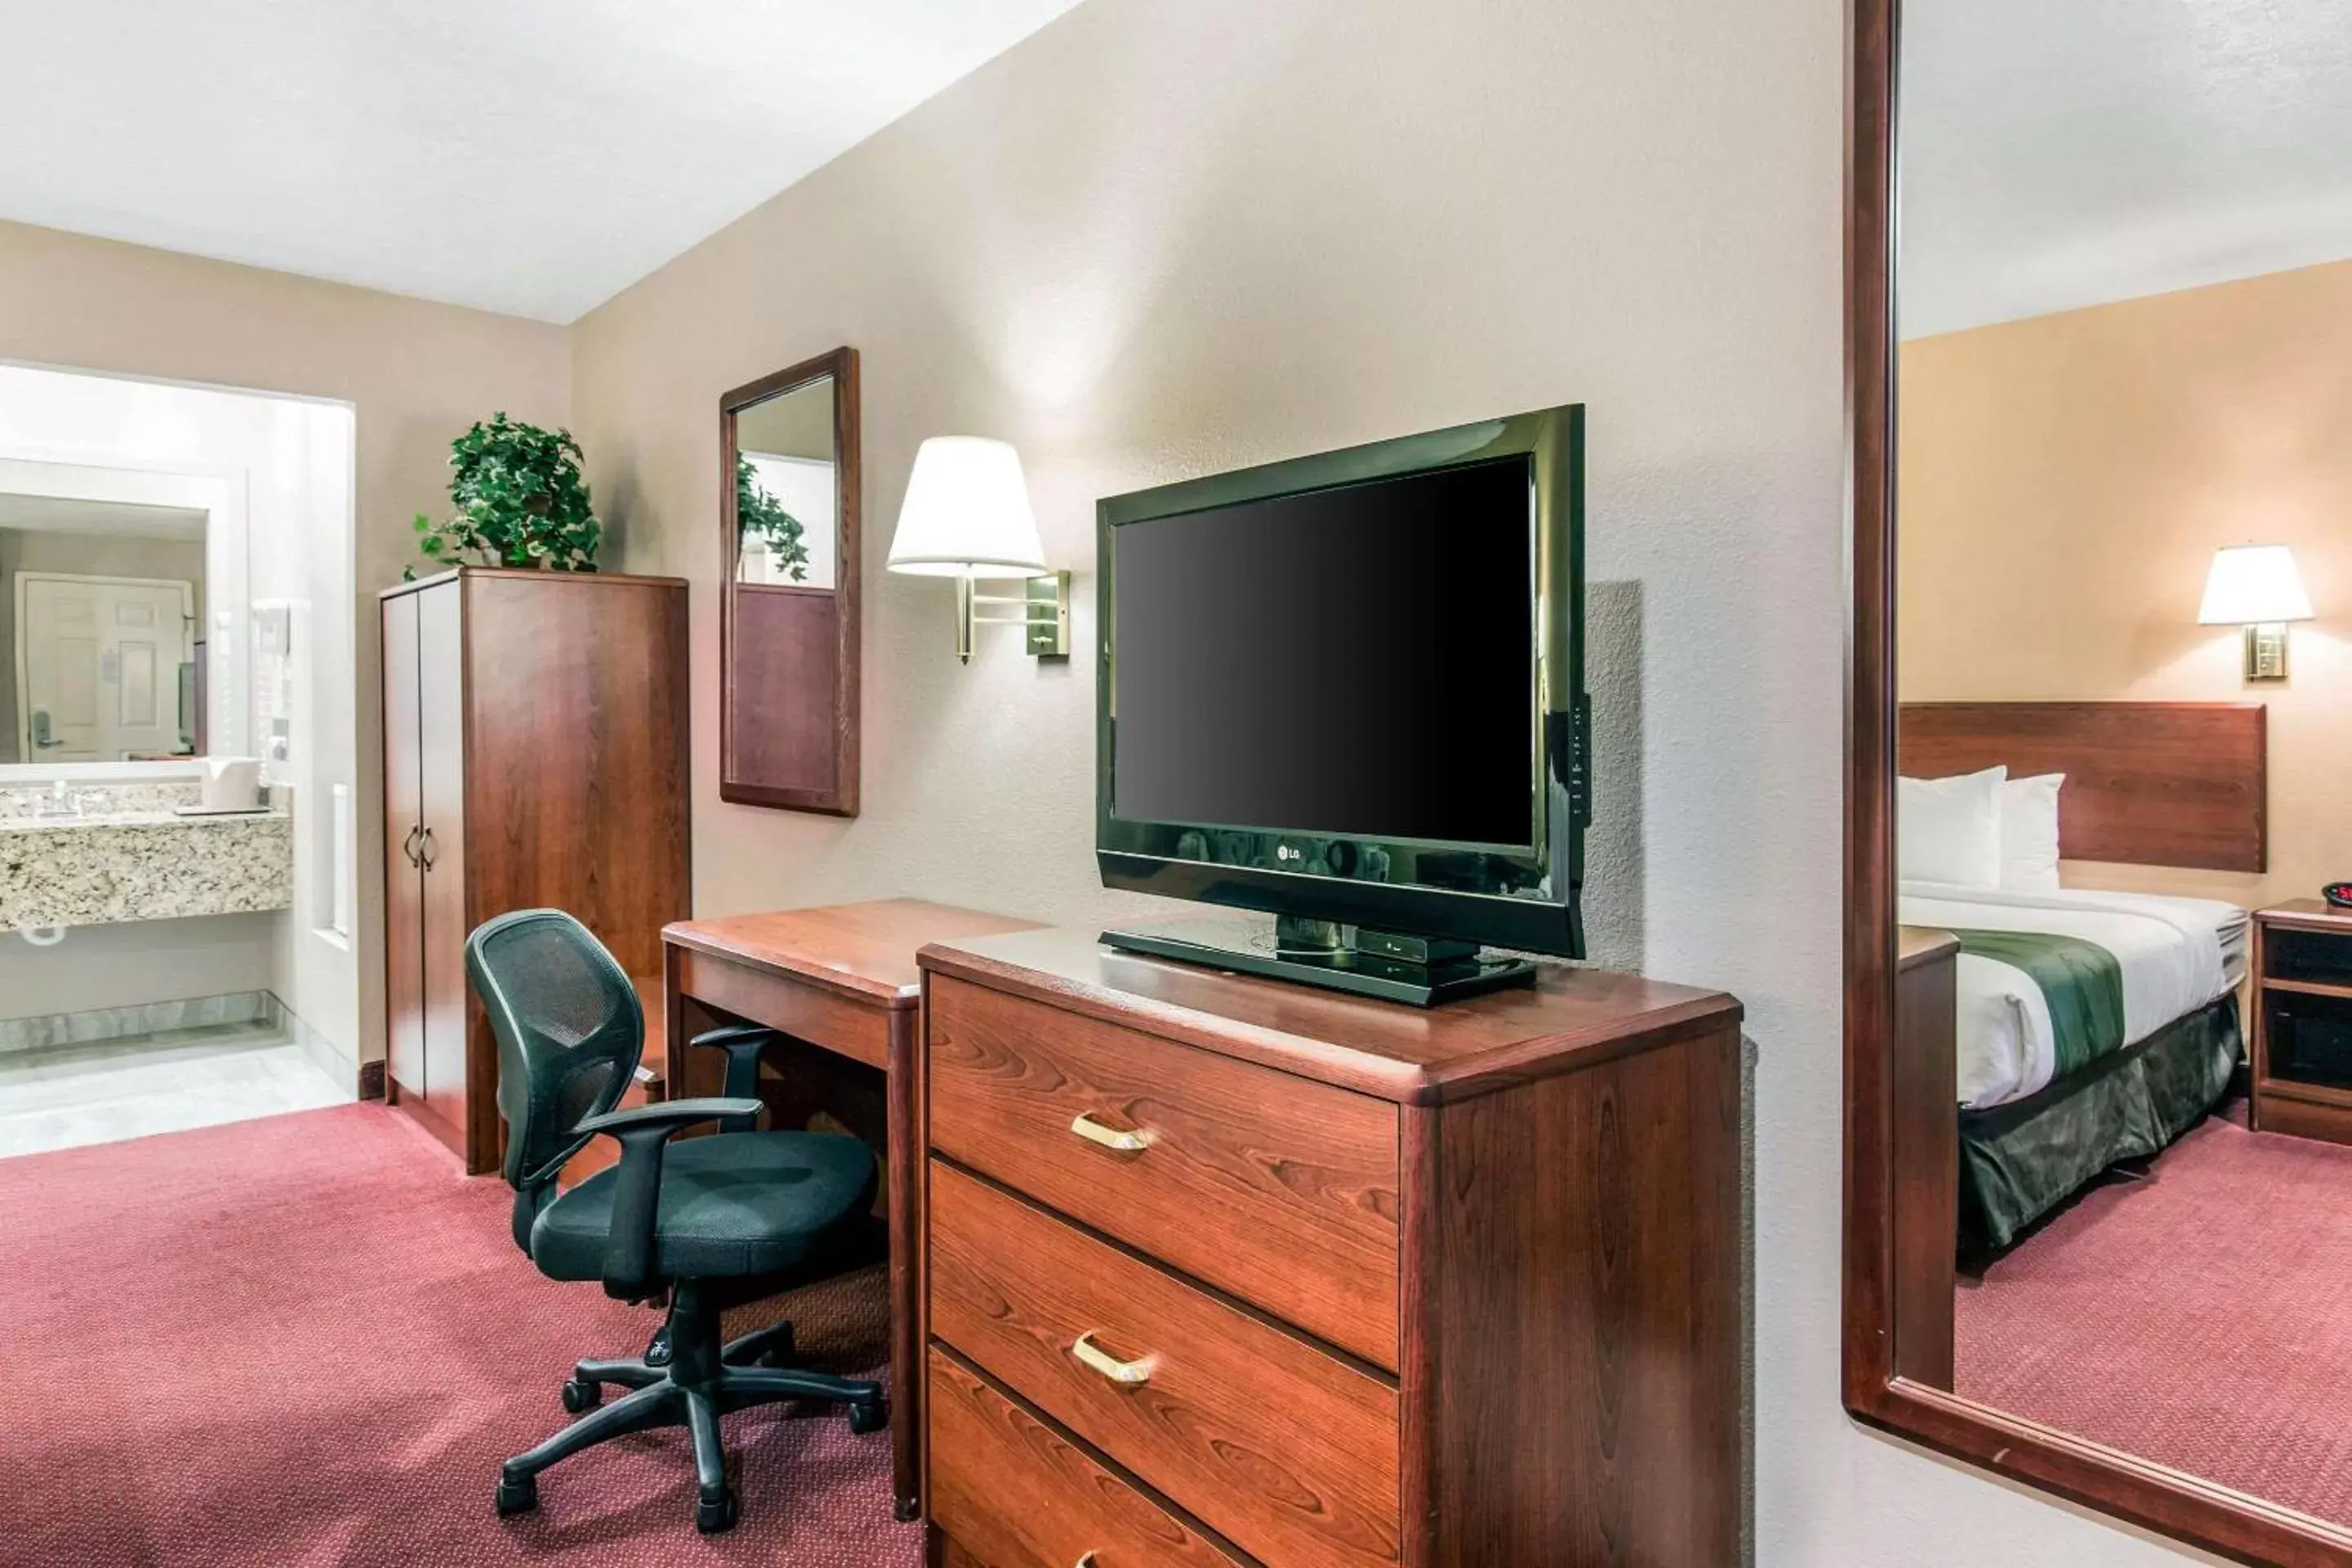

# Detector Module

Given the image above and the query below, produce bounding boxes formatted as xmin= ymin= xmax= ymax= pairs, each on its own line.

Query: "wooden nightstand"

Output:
xmin=2250 ymin=901 xmax=2352 ymax=1145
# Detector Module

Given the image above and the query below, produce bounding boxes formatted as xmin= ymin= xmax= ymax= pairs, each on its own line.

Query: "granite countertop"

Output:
xmin=0 ymin=782 xmax=294 ymax=928
xmin=0 ymin=807 xmax=284 ymax=833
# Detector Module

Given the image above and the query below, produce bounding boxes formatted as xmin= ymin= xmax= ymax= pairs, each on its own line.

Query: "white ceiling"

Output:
xmin=0 ymin=0 xmax=1085 ymax=323
xmin=1900 ymin=0 xmax=2352 ymax=337
xmin=0 ymin=493 xmax=208 ymax=541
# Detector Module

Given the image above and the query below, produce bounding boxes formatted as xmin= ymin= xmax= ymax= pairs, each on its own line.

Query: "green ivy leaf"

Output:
xmin=737 ymin=456 xmax=810 ymax=581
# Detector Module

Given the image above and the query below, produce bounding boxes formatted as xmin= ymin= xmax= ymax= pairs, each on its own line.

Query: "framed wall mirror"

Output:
xmin=719 ymin=346 xmax=859 ymax=814
xmin=0 ymin=457 xmax=252 ymax=776
xmin=1846 ymin=1 xmax=2352 ymax=1560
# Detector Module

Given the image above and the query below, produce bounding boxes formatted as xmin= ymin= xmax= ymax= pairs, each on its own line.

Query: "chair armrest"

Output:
xmin=573 ymin=1097 xmax=762 ymax=1139
xmin=577 ymin=1098 xmax=763 ymax=1300
xmin=689 ymin=1023 xmax=782 ymax=1133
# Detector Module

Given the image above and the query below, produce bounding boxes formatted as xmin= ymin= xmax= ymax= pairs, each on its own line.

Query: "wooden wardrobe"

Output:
xmin=380 ymin=566 xmax=690 ymax=1173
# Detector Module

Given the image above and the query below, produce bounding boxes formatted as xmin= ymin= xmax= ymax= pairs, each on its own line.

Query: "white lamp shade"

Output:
xmin=886 ymin=436 xmax=1048 ymax=577
xmin=2198 ymin=544 xmax=2314 ymax=625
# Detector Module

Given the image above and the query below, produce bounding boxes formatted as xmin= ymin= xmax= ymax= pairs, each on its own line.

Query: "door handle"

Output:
xmin=416 ymin=826 xmax=437 ymax=871
xmin=30 ymin=709 xmax=62 ymax=748
xmin=400 ymin=825 xmax=423 ymax=867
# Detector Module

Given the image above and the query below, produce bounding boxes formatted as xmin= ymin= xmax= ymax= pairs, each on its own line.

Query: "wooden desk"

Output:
xmin=661 ymin=899 xmax=1039 ymax=1521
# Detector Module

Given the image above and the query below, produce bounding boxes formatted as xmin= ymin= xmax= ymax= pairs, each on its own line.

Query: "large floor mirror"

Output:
xmin=1846 ymin=1 xmax=2352 ymax=1558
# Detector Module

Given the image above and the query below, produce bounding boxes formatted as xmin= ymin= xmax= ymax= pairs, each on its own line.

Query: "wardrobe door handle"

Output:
xmin=1070 ymin=1113 xmax=1150 ymax=1153
xmin=401 ymin=825 xmax=423 ymax=867
xmin=416 ymin=826 xmax=437 ymax=871
xmin=1071 ymin=1331 xmax=1154 ymax=1387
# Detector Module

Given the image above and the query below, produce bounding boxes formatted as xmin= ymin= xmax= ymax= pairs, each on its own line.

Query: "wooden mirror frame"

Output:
xmin=1842 ymin=5 xmax=2352 ymax=1561
xmin=719 ymin=346 xmax=861 ymax=815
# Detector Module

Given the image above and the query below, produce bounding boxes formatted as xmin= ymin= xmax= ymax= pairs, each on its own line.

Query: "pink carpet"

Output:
xmin=0 ymin=1103 xmax=923 ymax=1567
xmin=1956 ymin=1105 xmax=2352 ymax=1526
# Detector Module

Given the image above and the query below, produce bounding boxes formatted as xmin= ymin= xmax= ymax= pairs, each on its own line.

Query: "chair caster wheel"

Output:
xmin=848 ymin=1396 xmax=889 ymax=1436
xmin=495 ymin=1474 xmax=539 ymax=1517
xmin=560 ymin=1377 xmax=601 ymax=1414
xmin=696 ymin=1487 xmax=739 ymax=1535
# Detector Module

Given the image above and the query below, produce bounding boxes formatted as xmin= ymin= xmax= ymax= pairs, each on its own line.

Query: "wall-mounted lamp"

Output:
xmin=885 ymin=436 xmax=1070 ymax=663
xmin=2198 ymin=543 xmax=2314 ymax=681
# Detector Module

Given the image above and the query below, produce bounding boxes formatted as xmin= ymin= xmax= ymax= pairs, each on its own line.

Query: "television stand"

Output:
xmin=1098 ymin=913 xmax=1536 ymax=1006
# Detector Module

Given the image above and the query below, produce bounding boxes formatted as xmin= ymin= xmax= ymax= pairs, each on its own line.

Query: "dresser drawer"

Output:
xmin=927 ymin=974 xmax=1401 ymax=1367
xmin=929 ymin=1346 xmax=1243 ymax=1568
xmin=929 ymin=1160 xmax=1401 ymax=1568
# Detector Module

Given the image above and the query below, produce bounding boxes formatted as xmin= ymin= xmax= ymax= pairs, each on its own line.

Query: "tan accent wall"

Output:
xmin=0 ymin=219 xmax=572 ymax=1062
xmin=568 ymin=0 xmax=1845 ymax=956
xmin=1900 ymin=256 xmax=2352 ymax=907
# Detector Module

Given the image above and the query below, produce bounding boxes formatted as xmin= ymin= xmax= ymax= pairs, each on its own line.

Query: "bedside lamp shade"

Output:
xmin=2198 ymin=545 xmax=2314 ymax=626
xmin=2199 ymin=544 xmax=2314 ymax=681
xmin=886 ymin=437 xmax=1047 ymax=577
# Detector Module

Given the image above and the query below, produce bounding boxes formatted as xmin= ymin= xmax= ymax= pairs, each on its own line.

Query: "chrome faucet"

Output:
xmin=33 ymin=780 xmax=80 ymax=820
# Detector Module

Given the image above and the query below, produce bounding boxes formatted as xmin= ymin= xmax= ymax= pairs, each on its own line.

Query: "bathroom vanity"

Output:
xmin=0 ymin=778 xmax=292 ymax=931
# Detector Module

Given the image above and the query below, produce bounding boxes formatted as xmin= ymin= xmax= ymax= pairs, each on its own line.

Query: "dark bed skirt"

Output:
xmin=1958 ymin=993 xmax=2240 ymax=1254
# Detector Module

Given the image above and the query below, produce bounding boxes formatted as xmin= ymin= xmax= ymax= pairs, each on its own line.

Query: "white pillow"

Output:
xmin=1999 ymin=773 xmax=2065 ymax=893
xmin=1898 ymin=766 xmax=2007 ymax=888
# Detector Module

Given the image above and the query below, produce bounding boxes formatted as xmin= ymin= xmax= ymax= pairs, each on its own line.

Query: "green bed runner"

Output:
xmin=1949 ymin=929 xmax=2126 ymax=1076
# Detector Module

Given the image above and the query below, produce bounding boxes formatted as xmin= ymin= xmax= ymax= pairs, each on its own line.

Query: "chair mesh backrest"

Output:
xmin=466 ymin=909 xmax=643 ymax=1190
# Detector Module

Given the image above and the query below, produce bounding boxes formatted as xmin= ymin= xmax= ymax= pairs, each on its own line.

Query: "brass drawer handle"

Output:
xmin=1071 ymin=1331 xmax=1154 ymax=1387
xmin=1070 ymin=1112 xmax=1150 ymax=1153
xmin=1076 ymin=1556 xmax=1099 ymax=1568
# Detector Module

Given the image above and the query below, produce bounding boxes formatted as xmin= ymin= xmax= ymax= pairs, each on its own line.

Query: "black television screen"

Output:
xmin=1110 ymin=456 xmax=1535 ymax=849
xmin=1095 ymin=403 xmax=1586 ymax=966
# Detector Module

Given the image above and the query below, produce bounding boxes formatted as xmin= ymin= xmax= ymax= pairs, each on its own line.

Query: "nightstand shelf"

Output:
xmin=2251 ymin=902 xmax=2352 ymax=1144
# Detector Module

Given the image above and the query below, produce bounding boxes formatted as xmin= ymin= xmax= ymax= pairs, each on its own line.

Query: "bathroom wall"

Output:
xmin=0 ymin=914 xmax=274 ymax=1036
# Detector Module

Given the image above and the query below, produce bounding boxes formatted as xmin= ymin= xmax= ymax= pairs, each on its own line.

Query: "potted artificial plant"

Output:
xmin=412 ymin=413 xmax=601 ymax=574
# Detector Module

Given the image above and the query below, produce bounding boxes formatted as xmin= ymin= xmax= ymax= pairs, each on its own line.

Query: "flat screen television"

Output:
xmin=1095 ymin=404 xmax=1588 ymax=1004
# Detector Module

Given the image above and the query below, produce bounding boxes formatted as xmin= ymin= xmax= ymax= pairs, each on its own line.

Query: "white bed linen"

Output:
xmin=1898 ymin=882 xmax=2241 ymax=1110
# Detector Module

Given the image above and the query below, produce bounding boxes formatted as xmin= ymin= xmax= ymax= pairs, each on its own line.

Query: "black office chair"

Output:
xmin=466 ymin=908 xmax=886 ymax=1535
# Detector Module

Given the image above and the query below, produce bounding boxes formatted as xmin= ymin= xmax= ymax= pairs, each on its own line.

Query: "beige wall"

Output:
xmin=1900 ymin=257 xmax=2352 ymax=908
xmin=568 ymin=0 xmax=2197 ymax=1561
xmin=0 ymin=219 xmax=572 ymax=1062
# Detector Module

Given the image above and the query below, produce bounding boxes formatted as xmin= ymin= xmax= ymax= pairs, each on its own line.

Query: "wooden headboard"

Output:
xmin=1898 ymin=702 xmax=2266 ymax=873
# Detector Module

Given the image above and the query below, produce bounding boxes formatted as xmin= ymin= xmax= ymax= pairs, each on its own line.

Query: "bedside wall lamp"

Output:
xmin=2198 ymin=543 xmax=2314 ymax=681
xmin=885 ymin=436 xmax=1070 ymax=663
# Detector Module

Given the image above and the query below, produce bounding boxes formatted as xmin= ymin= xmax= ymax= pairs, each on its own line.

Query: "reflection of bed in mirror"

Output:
xmin=1891 ymin=701 xmax=2265 ymax=1376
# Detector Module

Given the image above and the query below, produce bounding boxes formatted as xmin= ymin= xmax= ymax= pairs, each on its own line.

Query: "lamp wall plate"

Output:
xmin=1026 ymin=571 xmax=1071 ymax=658
xmin=2246 ymin=621 xmax=2290 ymax=681
xmin=954 ymin=570 xmax=1070 ymax=662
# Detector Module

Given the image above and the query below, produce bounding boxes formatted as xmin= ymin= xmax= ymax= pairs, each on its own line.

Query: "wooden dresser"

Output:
xmin=915 ymin=927 xmax=1743 ymax=1568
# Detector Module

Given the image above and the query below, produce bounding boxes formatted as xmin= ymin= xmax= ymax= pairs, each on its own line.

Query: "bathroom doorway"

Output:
xmin=0 ymin=363 xmax=359 ymax=1160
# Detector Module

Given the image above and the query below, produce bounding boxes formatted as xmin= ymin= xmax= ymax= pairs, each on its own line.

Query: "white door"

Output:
xmin=17 ymin=575 xmax=194 ymax=760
